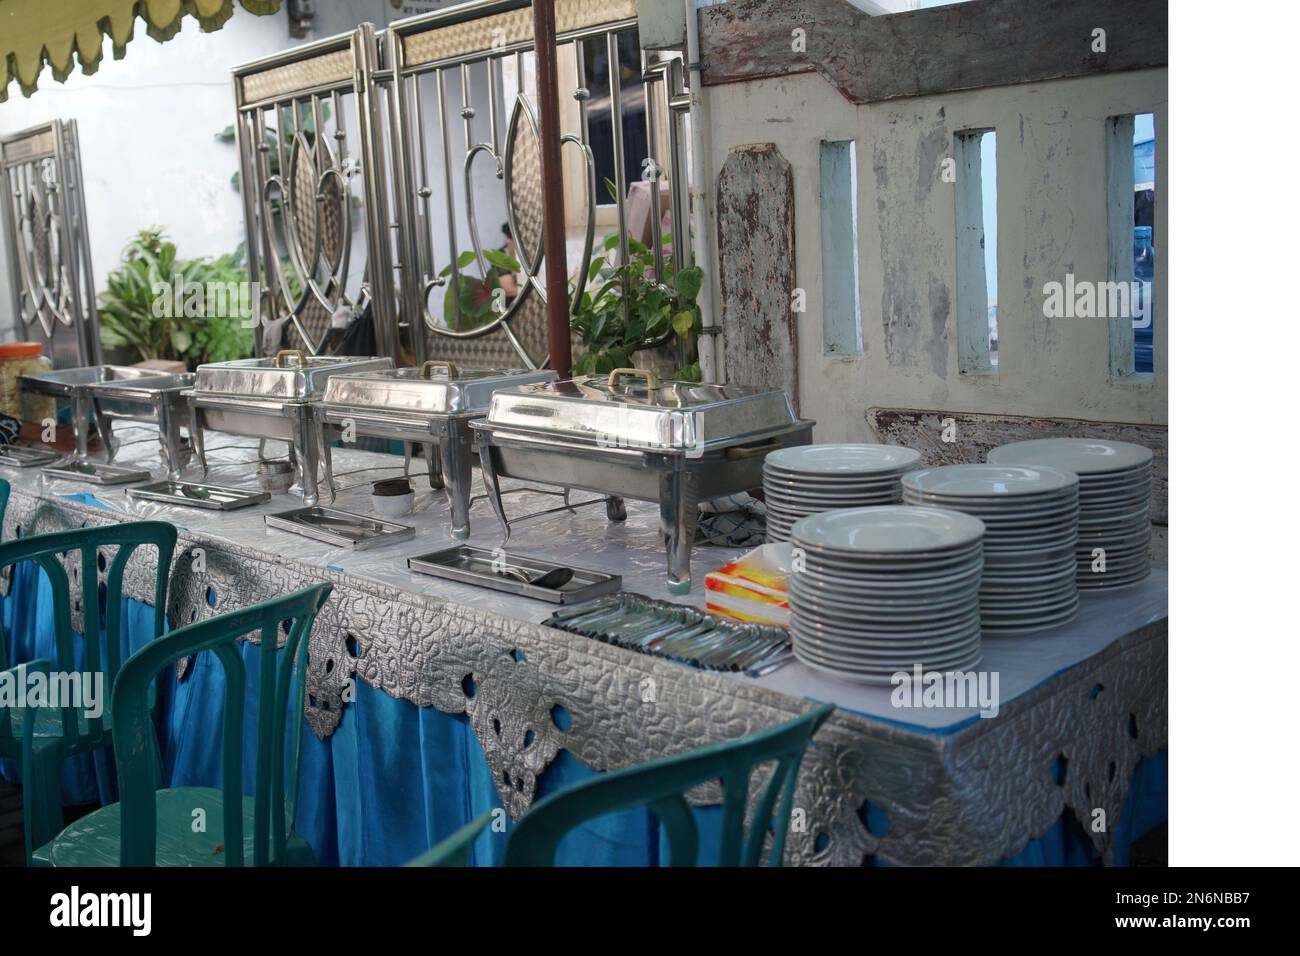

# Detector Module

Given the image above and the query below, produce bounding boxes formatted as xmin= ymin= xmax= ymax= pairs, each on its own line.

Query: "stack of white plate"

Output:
xmin=902 ymin=464 xmax=1080 ymax=635
xmin=787 ymin=506 xmax=984 ymax=684
xmin=762 ymin=444 xmax=921 ymax=543
xmin=986 ymin=438 xmax=1154 ymax=590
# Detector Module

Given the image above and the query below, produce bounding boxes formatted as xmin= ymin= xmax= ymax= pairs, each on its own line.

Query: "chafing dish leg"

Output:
xmin=159 ymin=402 xmax=185 ymax=480
xmin=475 ymin=431 xmax=512 ymax=544
xmin=319 ymin=423 xmax=337 ymax=504
xmin=291 ymin=412 xmax=321 ymax=508
xmin=73 ymin=392 xmax=92 ymax=460
xmin=424 ymin=442 xmax=445 ymax=490
xmin=439 ymin=432 xmax=472 ymax=539
xmin=92 ymin=397 xmax=117 ymax=463
xmin=189 ymin=407 xmax=209 ymax=477
xmin=658 ymin=462 xmax=697 ymax=594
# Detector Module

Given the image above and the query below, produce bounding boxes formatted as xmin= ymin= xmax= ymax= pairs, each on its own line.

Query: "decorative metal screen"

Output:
xmin=1 ymin=120 xmax=101 ymax=368
xmin=231 ymin=26 xmax=398 ymax=360
xmin=383 ymin=0 xmax=693 ymax=370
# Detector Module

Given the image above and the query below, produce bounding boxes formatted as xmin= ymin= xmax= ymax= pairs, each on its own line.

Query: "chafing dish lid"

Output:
xmin=190 ymin=351 xmax=393 ymax=401
xmin=322 ymin=361 xmax=558 ymax=417
xmin=479 ymin=369 xmax=801 ymax=452
xmin=87 ymin=372 xmax=195 ymax=396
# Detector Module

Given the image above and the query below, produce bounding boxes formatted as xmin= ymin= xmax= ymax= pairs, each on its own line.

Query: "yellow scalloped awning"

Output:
xmin=1 ymin=0 xmax=283 ymax=102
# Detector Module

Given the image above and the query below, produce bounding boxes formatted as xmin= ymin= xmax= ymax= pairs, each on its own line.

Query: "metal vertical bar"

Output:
xmin=385 ymin=29 xmax=427 ymax=364
xmin=435 ymin=68 xmax=462 ymax=330
xmin=63 ymin=121 xmax=103 ymax=365
xmin=642 ymin=51 xmax=664 ymax=282
xmin=235 ymin=77 xmax=266 ymax=356
xmin=0 ymin=161 xmax=23 ymax=340
xmin=606 ymin=30 xmax=630 ymax=325
xmin=353 ymin=22 xmax=399 ymax=363
xmin=532 ymin=0 xmax=572 ymax=378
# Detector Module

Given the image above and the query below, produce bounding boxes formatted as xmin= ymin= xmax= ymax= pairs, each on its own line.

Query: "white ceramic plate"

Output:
xmin=792 ymin=505 xmax=985 ymax=555
xmin=987 ymin=438 xmax=1154 ymax=475
xmin=765 ymin=443 xmax=922 ymax=475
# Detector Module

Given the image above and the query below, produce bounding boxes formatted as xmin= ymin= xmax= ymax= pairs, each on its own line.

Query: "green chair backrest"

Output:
xmin=2 ymin=656 xmax=50 ymax=866
xmin=0 ymin=521 xmax=177 ymax=749
xmin=504 ymin=701 xmax=835 ymax=867
xmin=0 ymin=477 xmax=9 ymax=532
xmin=405 ymin=811 xmax=495 ymax=867
xmin=111 ymin=582 xmax=333 ymax=866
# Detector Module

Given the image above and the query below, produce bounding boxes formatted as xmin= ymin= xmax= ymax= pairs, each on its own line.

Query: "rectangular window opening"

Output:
xmin=955 ymin=129 xmax=998 ymax=373
xmin=1107 ymin=113 xmax=1156 ymax=380
xmin=820 ymin=140 xmax=862 ymax=357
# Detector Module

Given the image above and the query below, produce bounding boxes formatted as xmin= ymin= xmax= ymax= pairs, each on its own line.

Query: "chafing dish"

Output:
xmin=87 ymin=372 xmax=195 ymax=479
xmin=184 ymin=350 xmax=392 ymax=507
xmin=18 ymin=365 xmax=168 ymax=461
xmin=319 ymin=360 xmax=557 ymax=538
xmin=472 ymin=368 xmax=815 ymax=593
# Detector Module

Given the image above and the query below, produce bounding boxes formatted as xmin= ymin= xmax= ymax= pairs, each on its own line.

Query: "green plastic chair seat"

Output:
xmin=3 ymin=703 xmax=111 ymax=750
xmin=33 ymin=786 xmax=317 ymax=867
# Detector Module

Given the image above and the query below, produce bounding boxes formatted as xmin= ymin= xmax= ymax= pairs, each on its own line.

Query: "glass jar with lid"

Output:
xmin=0 ymin=342 xmax=56 ymax=421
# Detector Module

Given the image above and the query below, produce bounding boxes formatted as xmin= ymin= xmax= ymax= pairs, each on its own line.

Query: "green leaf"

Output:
xmin=675 ymin=266 xmax=703 ymax=302
xmin=672 ymin=309 xmax=695 ymax=339
xmin=482 ymin=248 xmax=520 ymax=272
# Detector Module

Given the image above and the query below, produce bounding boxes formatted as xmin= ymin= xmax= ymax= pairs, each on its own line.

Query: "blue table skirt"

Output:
xmin=1 ymin=566 xmax=1166 ymax=866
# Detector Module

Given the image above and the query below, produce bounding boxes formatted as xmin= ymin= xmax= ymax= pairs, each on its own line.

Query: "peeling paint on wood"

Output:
xmin=717 ymin=143 xmax=798 ymax=407
xmin=867 ymin=406 xmax=1167 ymax=525
xmin=700 ymin=0 xmax=1167 ymax=106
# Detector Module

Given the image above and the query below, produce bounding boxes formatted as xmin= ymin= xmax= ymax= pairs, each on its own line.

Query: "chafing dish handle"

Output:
xmin=274 ymin=349 xmax=307 ymax=368
xmin=421 ymin=359 xmax=460 ymax=379
xmin=607 ymin=367 xmax=658 ymax=390
xmin=725 ymin=439 xmax=783 ymax=460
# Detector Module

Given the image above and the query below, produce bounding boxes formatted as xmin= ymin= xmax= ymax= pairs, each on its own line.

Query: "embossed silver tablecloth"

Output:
xmin=0 ymin=428 xmax=1168 ymax=865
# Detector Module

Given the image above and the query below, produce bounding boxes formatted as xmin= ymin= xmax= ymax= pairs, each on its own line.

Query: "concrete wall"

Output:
xmin=705 ymin=66 xmax=1168 ymax=440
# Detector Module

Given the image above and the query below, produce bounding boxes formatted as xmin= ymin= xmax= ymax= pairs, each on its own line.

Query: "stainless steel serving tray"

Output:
xmin=190 ymin=351 xmax=393 ymax=403
xmin=480 ymin=369 xmax=803 ymax=457
xmin=265 ymin=506 xmax=414 ymax=550
xmin=19 ymin=364 xmax=164 ymax=397
xmin=89 ymin=372 xmax=195 ymax=415
xmin=408 ymin=545 xmax=621 ymax=604
xmin=128 ymin=480 xmax=270 ymax=510
xmin=41 ymin=460 xmax=152 ymax=484
xmin=323 ymin=360 xmax=557 ymax=422
xmin=0 ymin=445 xmax=61 ymax=467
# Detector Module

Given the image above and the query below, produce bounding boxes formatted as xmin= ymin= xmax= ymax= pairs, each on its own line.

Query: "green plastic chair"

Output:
xmin=2 ymin=657 xmax=54 ymax=866
xmin=0 ymin=477 xmax=9 ymax=527
xmin=0 ymin=520 xmax=177 ymax=850
xmin=32 ymin=581 xmax=332 ymax=866
xmin=405 ymin=811 xmax=496 ymax=867
xmin=411 ymin=701 xmax=834 ymax=867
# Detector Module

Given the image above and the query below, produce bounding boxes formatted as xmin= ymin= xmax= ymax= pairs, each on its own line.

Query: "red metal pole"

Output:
xmin=531 ymin=0 xmax=572 ymax=378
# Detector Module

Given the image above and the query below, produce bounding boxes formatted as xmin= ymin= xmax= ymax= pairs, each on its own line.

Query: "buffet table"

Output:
xmin=0 ymin=429 xmax=1168 ymax=866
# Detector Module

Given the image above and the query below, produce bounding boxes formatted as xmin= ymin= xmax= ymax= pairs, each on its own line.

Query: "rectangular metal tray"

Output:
xmin=0 ymin=445 xmax=62 ymax=468
xmin=127 ymin=480 xmax=271 ymax=510
xmin=265 ymin=506 xmax=415 ymax=550
xmin=408 ymin=545 xmax=622 ymax=605
xmin=40 ymin=460 xmax=152 ymax=484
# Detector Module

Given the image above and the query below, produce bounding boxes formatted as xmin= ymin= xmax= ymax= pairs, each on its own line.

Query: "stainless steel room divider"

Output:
xmin=1 ymin=120 xmax=101 ymax=368
xmin=230 ymin=0 xmax=693 ymax=370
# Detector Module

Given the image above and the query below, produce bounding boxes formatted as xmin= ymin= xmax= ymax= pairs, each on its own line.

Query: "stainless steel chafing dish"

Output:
xmin=88 ymin=372 xmax=195 ymax=479
xmin=18 ymin=365 xmax=169 ymax=461
xmin=184 ymin=349 xmax=393 ymax=507
xmin=319 ymin=359 xmax=556 ymax=539
xmin=472 ymin=368 xmax=815 ymax=593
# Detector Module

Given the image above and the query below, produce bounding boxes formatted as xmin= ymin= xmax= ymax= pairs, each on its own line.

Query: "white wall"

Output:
xmin=705 ymin=67 xmax=1168 ymax=438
